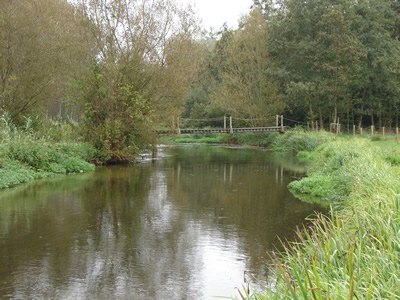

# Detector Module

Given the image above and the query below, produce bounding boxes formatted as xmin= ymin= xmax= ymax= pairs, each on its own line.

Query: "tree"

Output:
xmin=210 ymin=9 xmax=283 ymax=126
xmin=70 ymin=0 xmax=202 ymax=162
xmin=267 ymin=0 xmax=400 ymax=128
xmin=0 ymin=0 xmax=91 ymax=121
xmin=314 ymin=8 xmax=361 ymax=129
xmin=351 ymin=0 xmax=400 ymax=127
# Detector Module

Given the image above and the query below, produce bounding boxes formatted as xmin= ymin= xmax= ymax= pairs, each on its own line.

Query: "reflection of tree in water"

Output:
xmin=0 ymin=147 xmax=325 ymax=299
xmin=0 ymin=166 xmax=154 ymax=298
xmin=162 ymin=147 xmax=323 ymax=281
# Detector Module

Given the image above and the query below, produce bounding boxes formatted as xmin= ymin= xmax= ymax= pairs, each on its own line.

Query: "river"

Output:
xmin=0 ymin=145 xmax=324 ymax=299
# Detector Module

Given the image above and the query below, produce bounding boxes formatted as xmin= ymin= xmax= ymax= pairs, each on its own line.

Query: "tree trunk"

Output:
xmin=309 ymin=102 xmax=314 ymax=122
xmin=319 ymin=106 xmax=324 ymax=130
xmin=358 ymin=88 xmax=366 ymax=128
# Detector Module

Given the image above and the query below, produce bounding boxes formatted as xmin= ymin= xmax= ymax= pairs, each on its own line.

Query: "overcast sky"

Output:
xmin=179 ymin=0 xmax=253 ymax=30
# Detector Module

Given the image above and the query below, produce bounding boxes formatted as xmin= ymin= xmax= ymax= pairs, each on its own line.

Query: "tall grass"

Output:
xmin=0 ymin=112 xmax=95 ymax=189
xmin=272 ymin=128 xmax=333 ymax=153
xmin=241 ymin=137 xmax=400 ymax=299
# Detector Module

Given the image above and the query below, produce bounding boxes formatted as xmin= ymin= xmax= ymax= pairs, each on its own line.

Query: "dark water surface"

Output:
xmin=0 ymin=145 xmax=323 ymax=299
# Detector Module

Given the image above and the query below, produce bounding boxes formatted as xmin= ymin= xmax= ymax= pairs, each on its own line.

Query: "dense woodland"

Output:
xmin=1 ymin=0 xmax=400 ymax=162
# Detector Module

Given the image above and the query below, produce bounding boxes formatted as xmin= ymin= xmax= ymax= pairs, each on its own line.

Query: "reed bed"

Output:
xmin=243 ymin=138 xmax=400 ymax=299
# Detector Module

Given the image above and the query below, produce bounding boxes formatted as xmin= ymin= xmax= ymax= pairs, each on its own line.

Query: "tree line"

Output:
xmin=184 ymin=0 xmax=400 ymax=131
xmin=1 ymin=0 xmax=400 ymax=162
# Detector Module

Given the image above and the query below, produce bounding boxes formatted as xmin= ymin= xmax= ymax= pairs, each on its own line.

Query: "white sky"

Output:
xmin=179 ymin=0 xmax=253 ymax=30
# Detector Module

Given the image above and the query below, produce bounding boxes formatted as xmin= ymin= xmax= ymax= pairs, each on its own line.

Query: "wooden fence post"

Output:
xmin=360 ymin=127 xmax=363 ymax=136
xmin=224 ymin=116 xmax=226 ymax=130
xmin=230 ymin=116 xmax=233 ymax=134
xmin=371 ymin=125 xmax=374 ymax=137
xmin=276 ymin=115 xmax=279 ymax=127
xmin=177 ymin=117 xmax=181 ymax=134
xmin=281 ymin=115 xmax=284 ymax=132
xmin=382 ymin=127 xmax=385 ymax=140
xmin=353 ymin=125 xmax=356 ymax=137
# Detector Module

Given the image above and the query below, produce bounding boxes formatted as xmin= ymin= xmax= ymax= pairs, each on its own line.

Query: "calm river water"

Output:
xmin=0 ymin=145 xmax=323 ymax=299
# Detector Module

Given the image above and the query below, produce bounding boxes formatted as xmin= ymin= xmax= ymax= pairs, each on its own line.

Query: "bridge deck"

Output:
xmin=158 ymin=126 xmax=290 ymax=134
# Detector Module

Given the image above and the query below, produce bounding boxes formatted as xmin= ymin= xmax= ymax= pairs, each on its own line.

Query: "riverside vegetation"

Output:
xmin=0 ymin=114 xmax=95 ymax=189
xmin=226 ymin=131 xmax=400 ymax=299
xmin=2 ymin=0 xmax=400 ymax=298
xmin=164 ymin=130 xmax=400 ymax=298
xmin=2 ymin=108 xmax=400 ymax=298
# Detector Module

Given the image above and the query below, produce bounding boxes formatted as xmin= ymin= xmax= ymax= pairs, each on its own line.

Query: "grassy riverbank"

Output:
xmin=159 ymin=128 xmax=332 ymax=151
xmin=243 ymin=133 xmax=400 ymax=299
xmin=0 ymin=116 xmax=95 ymax=189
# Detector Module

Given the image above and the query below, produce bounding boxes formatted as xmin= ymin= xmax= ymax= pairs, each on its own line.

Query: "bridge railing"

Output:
xmin=178 ymin=116 xmax=281 ymax=131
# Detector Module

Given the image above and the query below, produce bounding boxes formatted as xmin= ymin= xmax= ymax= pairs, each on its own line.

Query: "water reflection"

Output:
xmin=0 ymin=146 xmax=323 ymax=299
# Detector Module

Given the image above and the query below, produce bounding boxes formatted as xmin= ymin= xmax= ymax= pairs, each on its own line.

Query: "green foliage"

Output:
xmin=288 ymin=139 xmax=374 ymax=202
xmin=263 ymin=0 xmax=400 ymax=129
xmin=30 ymin=116 xmax=82 ymax=142
xmin=240 ymin=134 xmax=400 ymax=299
xmin=174 ymin=134 xmax=226 ymax=144
xmin=0 ymin=160 xmax=47 ymax=189
xmin=272 ymin=129 xmax=333 ymax=153
xmin=4 ymin=138 xmax=94 ymax=173
xmin=384 ymin=153 xmax=400 ymax=166
xmin=222 ymin=132 xmax=279 ymax=147
xmin=162 ymin=132 xmax=280 ymax=147
xmin=0 ymin=112 xmax=95 ymax=189
xmin=73 ymin=61 xmax=157 ymax=163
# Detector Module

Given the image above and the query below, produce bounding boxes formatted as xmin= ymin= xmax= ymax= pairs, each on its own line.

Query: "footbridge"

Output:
xmin=159 ymin=115 xmax=299 ymax=134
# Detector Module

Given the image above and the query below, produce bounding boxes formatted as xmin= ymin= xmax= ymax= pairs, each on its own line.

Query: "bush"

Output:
xmin=3 ymin=138 xmax=95 ymax=173
xmin=0 ymin=160 xmax=49 ymax=189
xmin=272 ymin=129 xmax=333 ymax=153
xmin=0 ymin=113 xmax=96 ymax=189
xmin=221 ymin=132 xmax=279 ymax=147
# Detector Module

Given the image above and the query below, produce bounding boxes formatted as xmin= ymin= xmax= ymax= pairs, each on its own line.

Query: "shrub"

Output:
xmin=0 ymin=160 xmax=49 ymax=189
xmin=272 ymin=129 xmax=333 ymax=153
xmin=221 ymin=132 xmax=279 ymax=147
xmin=64 ymin=157 xmax=95 ymax=173
xmin=0 ymin=113 xmax=96 ymax=189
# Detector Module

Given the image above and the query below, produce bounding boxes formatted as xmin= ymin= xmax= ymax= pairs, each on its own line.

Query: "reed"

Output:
xmin=240 ymin=137 xmax=400 ymax=299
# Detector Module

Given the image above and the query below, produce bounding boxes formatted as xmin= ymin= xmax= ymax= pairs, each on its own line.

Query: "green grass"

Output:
xmin=272 ymin=129 xmax=334 ymax=153
xmin=158 ymin=133 xmax=227 ymax=144
xmin=159 ymin=128 xmax=334 ymax=152
xmin=237 ymin=134 xmax=400 ymax=299
xmin=159 ymin=132 xmax=280 ymax=148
